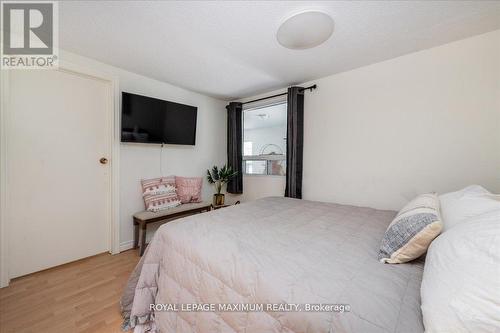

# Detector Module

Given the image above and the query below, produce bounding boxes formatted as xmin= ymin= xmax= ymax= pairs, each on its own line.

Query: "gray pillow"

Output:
xmin=379 ymin=193 xmax=443 ymax=264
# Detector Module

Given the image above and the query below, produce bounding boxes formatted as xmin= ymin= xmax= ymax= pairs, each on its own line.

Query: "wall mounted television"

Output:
xmin=121 ymin=92 xmax=197 ymax=145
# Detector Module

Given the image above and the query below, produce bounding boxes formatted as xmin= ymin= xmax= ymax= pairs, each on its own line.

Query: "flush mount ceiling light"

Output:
xmin=277 ymin=11 xmax=334 ymax=50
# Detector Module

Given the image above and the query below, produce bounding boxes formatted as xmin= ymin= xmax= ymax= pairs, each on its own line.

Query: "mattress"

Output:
xmin=121 ymin=197 xmax=425 ymax=333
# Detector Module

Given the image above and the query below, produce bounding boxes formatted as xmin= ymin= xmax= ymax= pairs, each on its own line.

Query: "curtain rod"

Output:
xmin=241 ymin=84 xmax=317 ymax=105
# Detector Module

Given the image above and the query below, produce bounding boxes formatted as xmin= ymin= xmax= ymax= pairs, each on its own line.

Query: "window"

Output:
xmin=243 ymin=102 xmax=287 ymax=176
xmin=243 ymin=141 xmax=253 ymax=156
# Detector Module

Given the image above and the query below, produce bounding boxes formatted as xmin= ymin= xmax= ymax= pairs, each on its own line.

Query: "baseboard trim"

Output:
xmin=119 ymin=240 xmax=135 ymax=252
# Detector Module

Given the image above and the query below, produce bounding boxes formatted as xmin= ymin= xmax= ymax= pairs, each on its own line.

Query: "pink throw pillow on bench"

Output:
xmin=141 ymin=176 xmax=176 ymax=196
xmin=175 ymin=176 xmax=203 ymax=203
xmin=143 ymin=192 xmax=181 ymax=212
xmin=140 ymin=176 xmax=181 ymax=212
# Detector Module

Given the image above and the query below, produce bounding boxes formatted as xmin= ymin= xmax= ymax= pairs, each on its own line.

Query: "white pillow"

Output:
xmin=421 ymin=210 xmax=500 ymax=333
xmin=439 ymin=185 xmax=500 ymax=231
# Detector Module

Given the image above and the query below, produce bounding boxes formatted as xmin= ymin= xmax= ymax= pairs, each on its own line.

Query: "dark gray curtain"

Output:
xmin=285 ymin=87 xmax=304 ymax=199
xmin=226 ymin=102 xmax=243 ymax=194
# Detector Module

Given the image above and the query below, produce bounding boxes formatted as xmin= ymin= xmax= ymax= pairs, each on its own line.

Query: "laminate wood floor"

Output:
xmin=0 ymin=250 xmax=139 ymax=333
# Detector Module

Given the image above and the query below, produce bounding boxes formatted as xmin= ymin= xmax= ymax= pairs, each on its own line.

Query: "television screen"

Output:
xmin=121 ymin=92 xmax=197 ymax=145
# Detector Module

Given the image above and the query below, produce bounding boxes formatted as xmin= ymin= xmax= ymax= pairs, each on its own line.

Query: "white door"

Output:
xmin=7 ymin=68 xmax=112 ymax=278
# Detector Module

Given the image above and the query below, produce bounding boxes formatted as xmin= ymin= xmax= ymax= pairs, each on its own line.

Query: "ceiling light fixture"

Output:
xmin=277 ymin=11 xmax=334 ymax=50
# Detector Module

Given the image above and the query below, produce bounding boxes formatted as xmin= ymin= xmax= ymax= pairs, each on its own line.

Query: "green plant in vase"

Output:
xmin=206 ymin=165 xmax=238 ymax=206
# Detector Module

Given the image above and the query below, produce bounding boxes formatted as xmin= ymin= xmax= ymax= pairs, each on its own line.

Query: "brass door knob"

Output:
xmin=99 ymin=157 xmax=108 ymax=164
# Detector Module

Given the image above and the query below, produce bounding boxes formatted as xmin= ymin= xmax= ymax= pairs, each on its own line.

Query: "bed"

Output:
xmin=121 ymin=197 xmax=425 ymax=333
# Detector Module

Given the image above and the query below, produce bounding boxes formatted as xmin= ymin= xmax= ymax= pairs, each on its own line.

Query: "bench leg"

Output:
xmin=139 ymin=222 xmax=147 ymax=256
xmin=133 ymin=222 xmax=139 ymax=249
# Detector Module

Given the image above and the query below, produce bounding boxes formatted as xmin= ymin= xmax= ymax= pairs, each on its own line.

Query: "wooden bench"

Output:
xmin=133 ymin=202 xmax=212 ymax=256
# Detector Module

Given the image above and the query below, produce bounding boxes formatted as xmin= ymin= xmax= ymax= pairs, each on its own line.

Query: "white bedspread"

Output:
xmin=121 ymin=197 xmax=424 ymax=333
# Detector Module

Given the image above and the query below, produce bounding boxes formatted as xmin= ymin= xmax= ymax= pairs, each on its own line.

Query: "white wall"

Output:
xmin=59 ymin=50 xmax=227 ymax=249
xmin=236 ymin=176 xmax=285 ymax=202
xmin=237 ymin=30 xmax=500 ymax=210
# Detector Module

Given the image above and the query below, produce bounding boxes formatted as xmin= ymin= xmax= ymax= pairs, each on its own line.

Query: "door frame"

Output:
xmin=0 ymin=60 xmax=120 ymax=287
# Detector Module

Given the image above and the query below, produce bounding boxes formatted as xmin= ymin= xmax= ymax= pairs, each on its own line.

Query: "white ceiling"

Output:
xmin=59 ymin=1 xmax=500 ymax=100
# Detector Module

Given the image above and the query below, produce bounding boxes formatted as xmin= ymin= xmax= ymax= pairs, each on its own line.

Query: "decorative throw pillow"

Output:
xmin=143 ymin=192 xmax=181 ymax=212
xmin=141 ymin=176 xmax=176 ymax=196
xmin=175 ymin=176 xmax=202 ymax=203
xmin=141 ymin=176 xmax=181 ymax=212
xmin=378 ymin=193 xmax=443 ymax=264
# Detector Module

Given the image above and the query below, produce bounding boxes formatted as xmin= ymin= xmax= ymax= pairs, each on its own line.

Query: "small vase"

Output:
xmin=213 ymin=193 xmax=225 ymax=206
